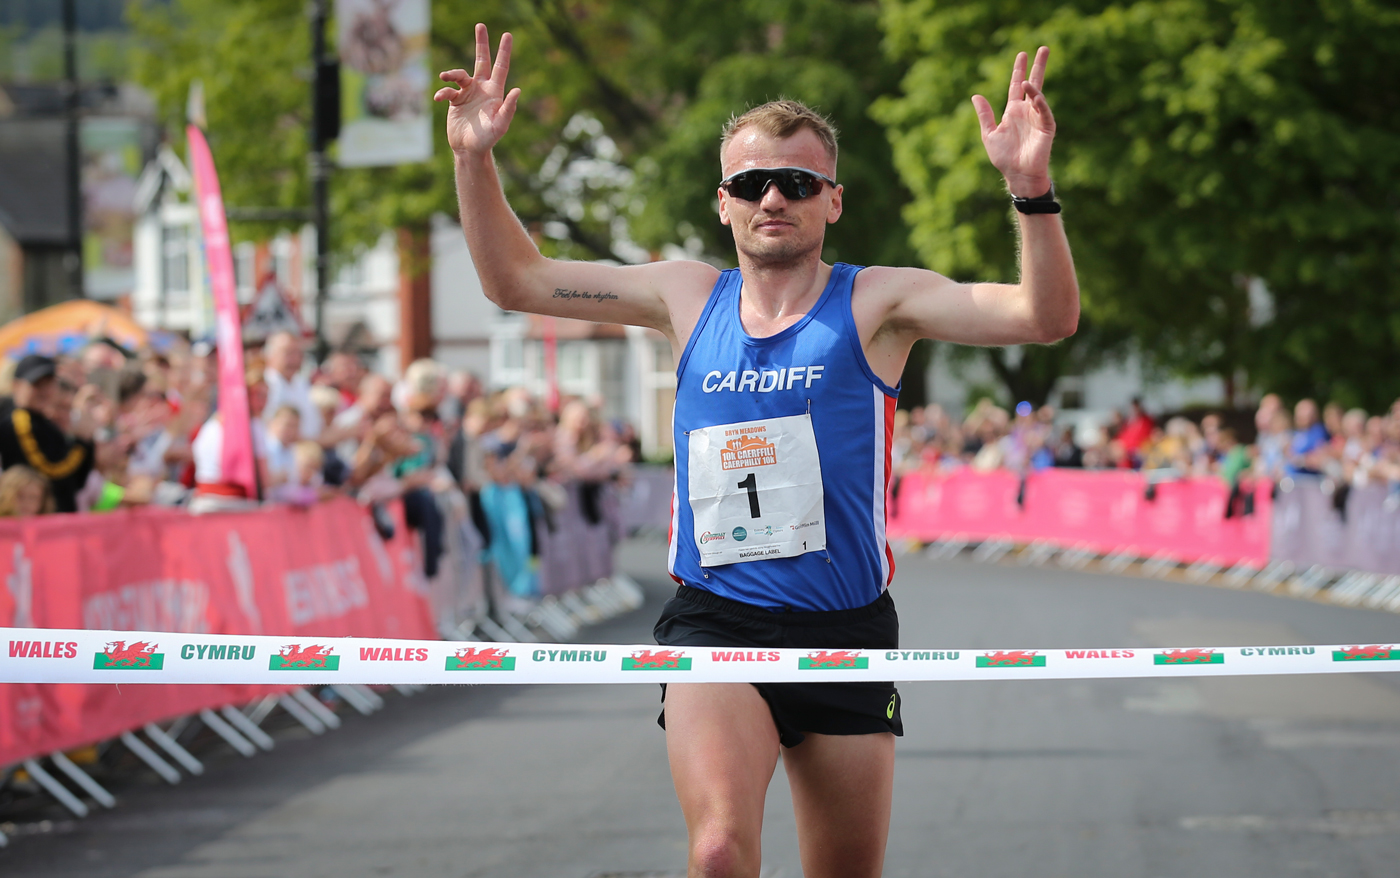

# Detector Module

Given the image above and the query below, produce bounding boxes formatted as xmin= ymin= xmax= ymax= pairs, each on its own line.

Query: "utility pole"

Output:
xmin=62 ymin=0 xmax=84 ymax=301
xmin=309 ymin=0 xmax=339 ymax=360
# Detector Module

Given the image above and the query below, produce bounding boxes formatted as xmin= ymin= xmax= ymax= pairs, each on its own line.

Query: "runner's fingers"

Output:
xmin=1007 ymin=51 xmax=1027 ymax=103
xmin=1023 ymin=82 xmax=1055 ymax=128
xmin=491 ymin=32 xmax=513 ymax=85
xmin=435 ymin=86 xmax=472 ymax=106
xmin=473 ymin=23 xmax=491 ymax=79
xmin=970 ymin=95 xmax=997 ymax=137
xmin=434 ymin=83 xmax=472 ymax=106
xmin=499 ymin=87 xmax=522 ymax=124
xmin=1028 ymin=46 xmax=1049 ymax=91
xmin=434 ymin=70 xmax=471 ymax=104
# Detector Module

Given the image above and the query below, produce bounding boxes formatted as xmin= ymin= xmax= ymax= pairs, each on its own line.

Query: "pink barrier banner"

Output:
xmin=1271 ymin=480 xmax=1400 ymax=576
xmin=888 ymin=468 xmax=1272 ymax=565
xmin=188 ymin=123 xmax=257 ymax=499
xmin=0 ymin=499 xmax=435 ymax=767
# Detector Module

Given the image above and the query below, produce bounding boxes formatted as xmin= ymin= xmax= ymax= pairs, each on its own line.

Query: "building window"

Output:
xmin=502 ymin=337 xmax=524 ymax=371
xmin=161 ymin=224 xmax=188 ymax=298
xmin=559 ymin=342 xmax=585 ymax=383
xmin=1056 ymin=376 xmax=1086 ymax=411
xmin=234 ymin=241 xmax=255 ymax=302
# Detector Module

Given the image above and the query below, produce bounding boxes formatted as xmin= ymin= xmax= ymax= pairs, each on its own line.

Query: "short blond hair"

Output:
xmin=721 ymin=100 xmax=839 ymax=166
xmin=0 ymin=465 xmax=53 ymax=516
xmin=292 ymin=440 xmax=324 ymax=472
xmin=404 ymin=358 xmax=446 ymax=398
xmin=309 ymin=384 xmax=342 ymax=414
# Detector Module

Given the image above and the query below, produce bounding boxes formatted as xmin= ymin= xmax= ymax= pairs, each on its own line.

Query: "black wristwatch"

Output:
xmin=1011 ymin=184 xmax=1061 ymax=215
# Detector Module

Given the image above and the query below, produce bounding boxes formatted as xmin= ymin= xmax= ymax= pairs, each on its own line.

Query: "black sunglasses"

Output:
xmin=719 ymin=167 xmax=836 ymax=202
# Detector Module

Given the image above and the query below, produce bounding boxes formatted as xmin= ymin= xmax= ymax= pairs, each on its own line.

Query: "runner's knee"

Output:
xmin=689 ymin=823 xmax=759 ymax=878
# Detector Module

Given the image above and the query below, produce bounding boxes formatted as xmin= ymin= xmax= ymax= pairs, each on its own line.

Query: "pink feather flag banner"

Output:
xmin=187 ymin=123 xmax=256 ymax=498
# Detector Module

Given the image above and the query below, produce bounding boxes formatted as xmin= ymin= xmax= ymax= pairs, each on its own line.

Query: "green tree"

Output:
xmin=130 ymin=0 xmax=914 ymax=257
xmin=624 ymin=1 xmax=916 ymax=272
xmin=130 ymin=2 xmax=936 ymax=396
xmin=129 ymin=0 xmax=313 ymax=231
xmin=875 ymin=0 xmax=1400 ymax=411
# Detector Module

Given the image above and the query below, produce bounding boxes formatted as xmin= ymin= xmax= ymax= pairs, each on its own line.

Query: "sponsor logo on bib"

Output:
xmin=700 ymin=531 xmax=726 ymax=544
xmin=721 ymin=433 xmax=777 ymax=470
xmin=732 ymin=526 xmax=747 ymax=541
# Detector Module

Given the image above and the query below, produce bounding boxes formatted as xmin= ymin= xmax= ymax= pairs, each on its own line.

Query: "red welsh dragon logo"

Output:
xmin=628 ymin=649 xmax=686 ymax=670
xmin=804 ymin=650 xmax=863 ymax=669
xmin=1158 ymin=648 xmax=1217 ymax=664
xmin=452 ymin=647 xmax=511 ymax=669
xmin=1336 ymin=645 xmax=1394 ymax=661
xmin=981 ymin=650 xmax=1039 ymax=667
xmin=277 ymin=644 xmax=334 ymax=669
xmin=102 ymin=641 xmax=158 ymax=668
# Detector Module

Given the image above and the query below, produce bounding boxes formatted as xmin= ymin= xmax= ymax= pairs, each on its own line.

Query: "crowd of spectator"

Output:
xmin=891 ymin=393 xmax=1400 ymax=499
xmin=4 ymin=326 xmax=1398 ymax=531
xmin=0 ymin=332 xmax=640 ymax=583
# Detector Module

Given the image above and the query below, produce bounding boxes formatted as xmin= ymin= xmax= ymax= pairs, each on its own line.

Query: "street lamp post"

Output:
xmin=62 ymin=0 xmax=84 ymax=301
xmin=309 ymin=0 xmax=339 ymax=360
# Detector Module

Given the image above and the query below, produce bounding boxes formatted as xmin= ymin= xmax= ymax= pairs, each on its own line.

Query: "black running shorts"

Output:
xmin=654 ymin=584 xmax=903 ymax=747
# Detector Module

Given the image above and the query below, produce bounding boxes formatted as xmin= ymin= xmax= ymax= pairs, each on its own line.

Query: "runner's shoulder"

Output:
xmin=853 ymin=264 xmax=957 ymax=298
xmin=851 ymin=264 xmax=961 ymax=332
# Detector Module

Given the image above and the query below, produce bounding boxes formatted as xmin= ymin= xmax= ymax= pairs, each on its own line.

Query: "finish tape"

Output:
xmin=4 ymin=628 xmax=1400 ymax=684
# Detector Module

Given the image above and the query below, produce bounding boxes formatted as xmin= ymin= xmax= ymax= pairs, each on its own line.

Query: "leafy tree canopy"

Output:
xmin=128 ymin=2 xmax=914 ymax=262
xmin=876 ymin=0 xmax=1400 ymax=410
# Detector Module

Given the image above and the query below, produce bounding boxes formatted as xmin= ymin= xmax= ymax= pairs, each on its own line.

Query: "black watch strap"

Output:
xmin=1011 ymin=184 xmax=1061 ymax=215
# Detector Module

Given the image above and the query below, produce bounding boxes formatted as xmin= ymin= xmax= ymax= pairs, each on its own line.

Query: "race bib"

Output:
xmin=688 ymin=413 xmax=826 ymax=567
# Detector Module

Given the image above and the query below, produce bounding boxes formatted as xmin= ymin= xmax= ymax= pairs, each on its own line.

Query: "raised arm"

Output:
xmin=435 ymin=25 xmax=717 ymax=347
xmin=859 ymin=47 xmax=1079 ymax=358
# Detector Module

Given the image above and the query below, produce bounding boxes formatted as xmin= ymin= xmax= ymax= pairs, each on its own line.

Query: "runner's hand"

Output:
xmin=972 ymin=47 xmax=1056 ymax=198
xmin=434 ymin=24 xmax=521 ymax=157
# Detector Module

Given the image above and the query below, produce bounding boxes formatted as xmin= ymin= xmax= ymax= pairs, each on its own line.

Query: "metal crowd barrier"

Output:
xmin=431 ymin=475 xmax=648 ymax=644
xmin=905 ymin=475 xmax=1400 ymax=616
xmin=0 ymin=474 xmax=661 ymax=846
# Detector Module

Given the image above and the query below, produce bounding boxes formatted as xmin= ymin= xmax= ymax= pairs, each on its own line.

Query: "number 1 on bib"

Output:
xmin=687 ymin=413 xmax=827 ymax=566
xmin=737 ymin=472 xmax=760 ymax=518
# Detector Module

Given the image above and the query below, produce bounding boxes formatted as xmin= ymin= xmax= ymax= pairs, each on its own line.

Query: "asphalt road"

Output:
xmin=6 ymin=539 xmax=1400 ymax=878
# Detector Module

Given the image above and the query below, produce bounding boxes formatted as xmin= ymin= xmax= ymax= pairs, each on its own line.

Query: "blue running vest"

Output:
xmin=668 ymin=263 xmax=898 ymax=611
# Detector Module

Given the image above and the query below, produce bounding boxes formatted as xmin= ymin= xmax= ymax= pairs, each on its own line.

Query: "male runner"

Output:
xmin=437 ymin=24 xmax=1078 ymax=878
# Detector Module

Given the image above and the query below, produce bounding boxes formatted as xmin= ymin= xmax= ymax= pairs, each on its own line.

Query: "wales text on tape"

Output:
xmin=5 ymin=629 xmax=1400 ymax=685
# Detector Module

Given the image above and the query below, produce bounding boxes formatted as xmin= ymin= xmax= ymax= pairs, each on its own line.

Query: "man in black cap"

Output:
xmin=0 ymin=354 xmax=95 ymax=513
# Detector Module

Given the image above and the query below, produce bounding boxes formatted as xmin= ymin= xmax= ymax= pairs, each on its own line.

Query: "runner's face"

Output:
xmin=719 ymin=128 xmax=841 ymax=268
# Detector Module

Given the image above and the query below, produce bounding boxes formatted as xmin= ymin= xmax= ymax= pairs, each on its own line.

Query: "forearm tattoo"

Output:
xmin=553 ymin=288 xmax=620 ymax=302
